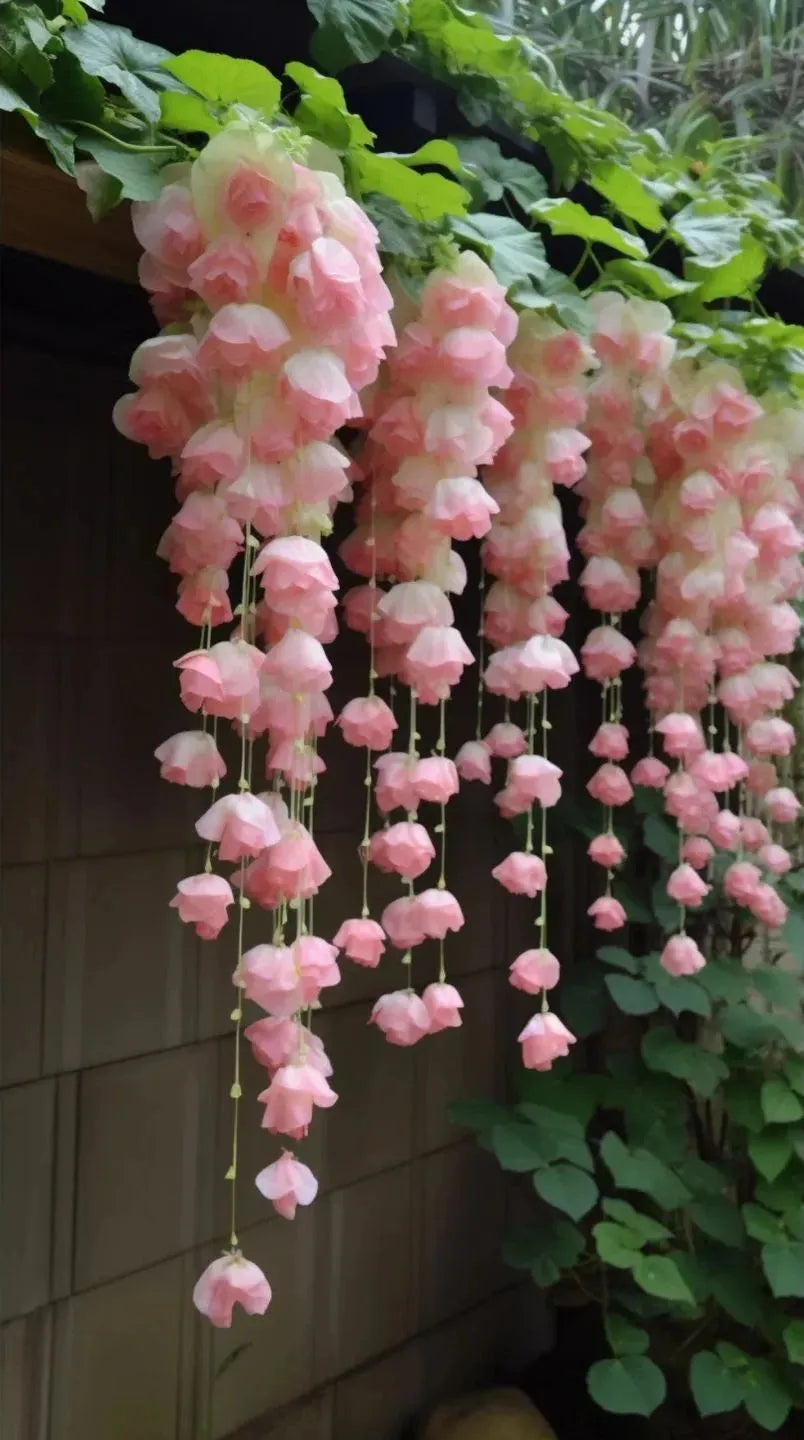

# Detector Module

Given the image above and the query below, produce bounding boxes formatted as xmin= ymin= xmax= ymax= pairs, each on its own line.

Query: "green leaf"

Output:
xmin=605 ymin=974 xmax=659 ymax=1016
xmin=756 ymin=1176 xmax=803 ymax=1213
xmin=602 ymin=258 xmax=698 ymax=300
xmin=632 ymin=1253 xmax=695 ymax=1306
xmin=502 ymin=1217 xmax=583 ymax=1280
xmin=743 ymin=1359 xmax=793 ymax=1432
xmin=356 ymin=151 xmax=469 ymax=221
xmin=706 ymin=1261 xmax=775 ymax=1331
xmin=516 ymin=1102 xmax=594 ymax=1171
xmin=73 ymin=133 xmax=167 ymax=200
xmin=600 ymin=1132 xmax=691 ymax=1210
xmin=654 ymin=974 xmax=711 ymax=1018
xmin=0 ymin=73 xmax=31 ymax=113
xmin=720 ymin=1005 xmax=777 ymax=1049
xmin=783 ymin=1319 xmax=804 ymax=1365
xmin=761 ymin=1240 xmax=804 ymax=1297
xmin=531 ymin=197 xmax=647 ymax=259
xmin=593 ymin=1222 xmax=645 ymax=1269
xmin=761 ymin=1079 xmax=804 ymax=1125
xmin=163 ymin=49 xmax=280 ymax=117
xmin=605 ymin=1314 xmax=649 ymax=1358
xmin=724 ymin=1078 xmax=764 ymax=1133
xmin=587 ymin=1356 xmax=666 ymax=1417
xmin=687 ymin=1198 xmax=745 ymax=1248
xmin=677 ymin=1155 xmax=726 ymax=1195
xmin=533 ymin=1162 xmax=598 ymax=1221
xmin=308 ymin=0 xmax=399 ymax=72
xmin=689 ymin=1351 xmax=743 ymax=1418
xmin=688 ymin=233 xmax=766 ymax=302
xmin=642 ymin=814 xmax=678 ymax=863
xmin=642 ymin=1028 xmax=728 ymax=1099
xmin=697 ymin=961 xmax=749 ymax=1004
xmin=449 ymin=211 xmax=548 ymax=292
xmin=489 ymin=1120 xmax=550 ymax=1173
xmin=391 ymin=138 xmax=464 ymax=173
xmin=448 ymin=1098 xmax=510 ymax=1132
xmin=159 ymin=90 xmax=221 ymax=137
xmin=63 ymin=20 xmax=178 ymax=122
xmin=32 ymin=118 xmax=76 ymax=178
xmin=39 ymin=49 xmax=105 ymax=124
xmin=672 ymin=201 xmax=747 ymax=266
xmin=753 ymin=966 xmax=801 ymax=1010
xmin=602 ymin=1199 xmax=671 ymax=1243
xmin=75 ymin=157 xmax=122 ymax=215
xmin=785 ymin=1057 xmax=804 ymax=1097
xmin=598 ymin=945 xmax=640 ymax=975
xmin=749 ymin=1129 xmax=794 ymax=1182
xmin=589 ymin=161 xmax=664 ymax=232
xmin=782 ymin=908 xmax=804 ymax=962
xmin=742 ymin=1203 xmax=785 ymax=1244
xmin=451 ymin=135 xmax=547 ymax=211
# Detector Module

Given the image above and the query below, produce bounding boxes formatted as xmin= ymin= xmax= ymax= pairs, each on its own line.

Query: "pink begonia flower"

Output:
xmin=154 ymin=731 xmax=226 ymax=788
xmin=492 ymin=852 xmax=547 ymax=897
xmin=724 ymin=861 xmax=762 ymax=906
xmin=252 ymin=535 xmax=337 ymax=608
xmin=193 ymin=1254 xmax=271 ymax=1329
xmin=375 ymin=822 xmax=435 ymax=880
xmin=587 ymin=764 xmax=633 ymax=808
xmin=748 ymin=883 xmax=788 ymax=929
xmin=709 ymin=810 xmax=741 ymax=852
xmin=132 ymin=183 xmax=203 ymax=274
xmin=175 ymin=641 xmax=261 ymax=720
xmin=426 ymin=477 xmax=499 ymax=540
xmin=288 ymin=236 xmax=364 ymax=328
xmin=196 ymin=792 xmax=280 ymax=862
xmin=199 ymin=303 xmax=291 ymax=377
xmin=581 ymin=628 xmax=636 ymax=683
xmin=281 ymin=348 xmax=359 ymax=433
xmin=293 ymin=936 xmax=340 ymax=1004
xmin=381 ymin=895 xmax=428 ymax=949
xmin=588 ymin=834 xmax=625 ymax=868
xmin=759 ymin=843 xmax=792 ymax=877
xmin=370 ymin=990 xmax=431 ymax=1047
xmin=337 ymin=696 xmax=397 ymax=750
xmin=681 ymin=836 xmax=714 ymax=870
xmin=410 ymin=757 xmax=459 ymax=805
xmin=455 ymin=740 xmax=492 ymax=783
xmin=221 ymin=161 xmax=284 ymax=229
xmin=176 ymin=567 xmax=233 ymax=627
xmin=112 ymin=387 xmax=196 ymax=459
xmin=240 ymin=944 xmax=303 ymax=1017
xmin=245 ymin=1017 xmax=331 ymax=1075
xmin=374 ymin=753 xmax=418 ymax=814
xmin=263 ymin=629 xmax=332 ymax=693
xmin=422 ymin=982 xmax=464 ymax=1033
xmin=332 ymin=917 xmax=386 ymax=968
xmin=765 ymin=788 xmax=801 ymax=825
xmin=660 ymin=934 xmax=706 ymax=977
xmin=180 ymin=422 xmax=245 ymax=491
xmin=438 ymin=327 xmax=511 ymax=387
xmin=188 ymin=237 xmax=260 ymax=309
xmin=170 ymin=873 xmax=234 ymax=939
xmin=631 ymin=756 xmax=670 ymax=788
xmin=417 ymin=888 xmax=465 ymax=939
xmin=745 ymin=717 xmax=795 ymax=758
xmin=259 ymin=824 xmax=331 ymax=902
xmin=259 ymin=1062 xmax=337 ymax=1140
xmin=740 ymin=817 xmax=770 ymax=853
xmin=485 ymin=723 xmax=527 ymax=758
xmin=545 ymin=427 xmax=591 ymax=487
xmin=588 ymin=896 xmax=627 ymax=931
xmin=484 ymin=647 xmax=525 ymax=702
xmin=281 ymin=441 xmax=350 ymax=506
xmin=509 ymin=948 xmax=561 ymax=994
xmin=666 ymin=863 xmax=710 ymax=908
xmin=404 ymin=625 xmax=475 ymax=695
xmin=655 ymin=713 xmax=705 ymax=759
xmin=746 ymin=761 xmax=778 ymax=797
xmin=255 ymin=1152 xmax=318 ymax=1220
xmin=515 ymin=635 xmax=578 ymax=692
xmin=580 ymin=556 xmax=641 ymax=612
xmin=589 ymin=723 xmax=629 ymax=762
xmin=376 ymin=581 xmax=453 ymax=644
xmin=689 ymin=750 xmax=749 ymax=792
xmin=518 ymin=1012 xmax=576 ymax=1071
xmin=508 ymin=755 xmax=563 ymax=808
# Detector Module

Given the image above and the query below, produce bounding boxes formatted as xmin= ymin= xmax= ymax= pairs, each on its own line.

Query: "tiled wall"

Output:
xmin=1 ymin=305 xmax=570 ymax=1438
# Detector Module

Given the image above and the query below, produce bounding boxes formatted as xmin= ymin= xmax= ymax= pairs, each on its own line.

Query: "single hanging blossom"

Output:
xmin=518 ymin=1012 xmax=576 ymax=1070
xmin=170 ymin=873 xmax=234 ymax=939
xmin=255 ymin=1152 xmax=318 ymax=1219
xmin=370 ymin=990 xmax=431 ymax=1046
xmin=660 ymin=934 xmax=706 ymax=977
xmin=155 ymin=731 xmax=227 ymax=787
xmin=492 ymin=852 xmax=547 ymax=897
xmin=333 ymin=917 xmax=386 ymax=968
xmin=509 ymin=948 xmax=561 ymax=994
xmin=587 ymin=896 xmax=626 ymax=931
xmin=193 ymin=1254 xmax=272 ymax=1328
xmin=422 ymin=982 xmax=464 ymax=1032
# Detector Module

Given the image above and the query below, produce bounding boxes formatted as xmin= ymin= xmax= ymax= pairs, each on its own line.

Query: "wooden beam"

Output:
xmin=1 ymin=137 xmax=140 ymax=286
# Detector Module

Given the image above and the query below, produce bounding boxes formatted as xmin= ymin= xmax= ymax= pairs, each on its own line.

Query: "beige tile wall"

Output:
xmin=1 ymin=324 xmax=563 ymax=1438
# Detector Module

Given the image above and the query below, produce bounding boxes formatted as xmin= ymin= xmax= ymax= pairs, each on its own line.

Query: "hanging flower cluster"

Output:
xmin=114 ymin=121 xmax=395 ymax=1328
xmin=339 ymin=252 xmax=517 ymax=1043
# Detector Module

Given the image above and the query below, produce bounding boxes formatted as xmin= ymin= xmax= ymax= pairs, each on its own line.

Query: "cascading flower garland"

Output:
xmin=113 ymin=105 xmax=803 ymax=1330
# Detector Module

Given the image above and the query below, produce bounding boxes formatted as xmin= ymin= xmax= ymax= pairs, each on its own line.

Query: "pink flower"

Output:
xmin=492 ymin=851 xmax=547 ymax=897
xmin=410 ymin=757 xmax=459 ymax=805
xmin=188 ymin=238 xmax=260 ymax=310
xmin=509 ymin=948 xmax=561 ymax=993
xmin=289 ymin=236 xmax=364 ymax=328
xmin=252 ymin=535 xmax=337 ymax=608
xmin=170 ymin=873 xmax=234 ymax=939
xmin=587 ymin=764 xmax=633 ymax=807
xmin=455 ymin=740 xmax=492 ymax=783
xmin=656 ymin=713 xmax=704 ymax=759
xmin=740 ymin=817 xmax=770 ymax=852
xmin=222 ymin=162 xmax=282 ymax=229
xmin=175 ymin=642 xmax=261 ymax=720
xmin=747 ymin=883 xmax=788 ymax=929
xmin=332 ymin=917 xmax=386 ymax=968
xmin=263 ymin=630 xmax=332 ymax=693
xmin=724 ymin=861 xmax=762 ymax=905
xmin=193 ymin=1254 xmax=271 ymax=1328
xmin=588 ymin=834 xmax=625 ymax=868
xmin=255 ymin=1152 xmax=318 ymax=1220
xmin=587 ymin=896 xmax=626 ymax=931
xmin=240 ymin=944 xmax=303 ymax=1017
xmin=485 ymin=722 xmax=527 ymax=758
xmin=404 ymin=625 xmax=475 ymax=697
xmin=681 ymin=836 xmax=714 ymax=870
xmin=747 ymin=761 xmax=778 ymax=797
xmin=765 ymin=788 xmax=801 ymax=825
xmin=370 ymin=990 xmax=431 ymax=1046
xmin=113 ymin=386 xmax=195 ymax=459
xmin=282 ymin=348 xmax=359 ymax=433
xmin=660 ymin=934 xmax=706 ymax=977
xmin=589 ymin=723 xmax=629 ymax=762
xmin=426 ymin=477 xmax=499 ymax=540
xmin=196 ymin=792 xmax=280 ymax=862
xmin=759 ymin=844 xmax=792 ymax=877
xmin=631 ymin=757 xmax=670 ymax=788
xmin=251 ymin=824 xmax=331 ymax=904
xmin=581 ymin=628 xmax=636 ymax=682
xmin=507 ymin=755 xmax=563 ymax=808
xmin=154 ymin=730 xmax=226 ymax=787
xmin=376 ymin=822 xmax=435 ymax=879
xmin=374 ymin=753 xmax=418 ymax=814
xmin=377 ymin=581 xmax=454 ymax=644
xmin=180 ymin=422 xmax=245 ymax=490
xmin=745 ymin=717 xmax=795 ymax=758
xmin=132 ymin=183 xmax=203 ymax=274
xmin=422 ymin=981 xmax=464 ymax=1032
xmin=518 ymin=1011 xmax=576 ymax=1070
xmin=259 ymin=1062 xmax=337 ymax=1139
xmin=245 ymin=1017 xmax=331 ymax=1075
xmin=515 ymin=635 xmax=578 ymax=692
xmin=176 ymin=568 xmax=232 ymax=627
xmin=381 ymin=895 xmax=428 ymax=949
xmin=199 ymin=303 xmax=291 ymax=377
xmin=417 ymin=888 xmax=465 ymax=939
xmin=666 ymin=864 xmax=710 ymax=908
xmin=689 ymin=749 xmax=749 ymax=792
xmin=292 ymin=936 xmax=340 ymax=1004
xmin=580 ymin=556 xmax=640 ymax=612
xmin=709 ymin=810 xmax=741 ymax=852
xmin=337 ymin=696 xmax=397 ymax=750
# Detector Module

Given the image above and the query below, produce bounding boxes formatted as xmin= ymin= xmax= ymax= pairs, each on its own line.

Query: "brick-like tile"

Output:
xmin=418 ymin=1143 xmax=508 ymax=1330
xmin=416 ymin=970 xmax=502 ymax=1154
xmin=1 ymin=864 xmax=46 ymax=1084
xmin=1 ymin=641 xmax=80 ymax=864
xmin=1 ymin=1306 xmax=53 ymax=1440
xmin=0 ymin=1080 xmax=55 ymax=1321
xmin=317 ymin=1003 xmax=416 ymax=1191
xmin=332 ymin=1340 xmax=424 ymax=1440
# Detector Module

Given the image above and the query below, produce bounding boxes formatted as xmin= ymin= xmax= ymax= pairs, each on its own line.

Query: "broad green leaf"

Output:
xmin=642 ymin=814 xmax=678 ymax=863
xmin=502 ymin=1217 xmax=583 ymax=1276
xmin=720 ymin=1003 xmax=776 ymax=1049
xmin=450 ymin=211 xmax=548 ymax=291
xmin=688 ymin=234 xmax=766 ymax=302
xmin=676 ymin=1155 xmax=726 ymax=1195
xmin=742 ymin=1203 xmax=785 ymax=1244
xmin=356 ymin=151 xmax=469 ymax=221
xmin=743 ymin=1359 xmax=794 ymax=1431
xmin=516 ymin=1074 xmax=600 ymax=1126
xmin=783 ymin=1319 xmax=804 ymax=1365
xmin=392 ymin=139 xmax=464 ymax=173
xmin=159 ymin=91 xmax=221 ymax=136
xmin=589 ymin=161 xmax=664 ymax=232
xmin=163 ymin=50 xmax=280 ymax=117
xmin=605 ymin=974 xmax=658 ymax=1016
xmin=449 ymin=1098 xmax=510 ymax=1131
xmin=642 ymin=1028 xmax=728 ymax=1099
xmin=749 ymin=1129 xmax=794 ymax=1182
xmin=64 ymin=20 xmax=178 ymax=122
xmin=687 ymin=1198 xmax=745 ymax=1248
xmin=556 ymin=963 xmax=608 ymax=1039
xmin=672 ymin=201 xmax=747 ymax=266
xmin=39 ymin=50 xmax=105 ymax=124
xmin=602 ymin=258 xmax=698 ymax=299
xmin=697 ymin=960 xmax=749 ymax=1004
xmin=756 ymin=1176 xmax=803 ymax=1213
xmin=489 ymin=1121 xmax=550 ymax=1173
xmin=632 ymin=1253 xmax=695 ymax=1306
xmin=587 ymin=1356 xmax=666 ymax=1417
xmin=784 ymin=1056 xmax=804 ymax=1097
xmin=516 ymin=1103 xmax=593 ymax=1172
xmin=597 ymin=945 xmax=640 ymax=974
xmin=782 ymin=908 xmax=804 ymax=962
xmin=33 ymin=118 xmax=76 ymax=178
xmin=761 ymin=1240 xmax=804 ymax=1297
xmin=752 ymin=967 xmax=802 ymax=1010
xmin=654 ymin=974 xmax=711 ymax=1018
xmin=0 ymin=75 xmax=31 ymax=113
xmin=600 ymin=1132 xmax=691 ymax=1209
xmin=605 ymin=1314 xmax=649 ymax=1357
xmin=689 ymin=1351 xmax=743 ymax=1418
xmin=602 ymin=1198 xmax=671 ymax=1243
xmin=533 ymin=1162 xmax=598 ymax=1221
xmin=451 ymin=135 xmax=547 ymax=211
xmin=593 ymin=1222 xmax=645 ymax=1269
xmin=724 ymin=1078 xmax=764 ymax=1133
xmin=531 ymin=197 xmax=647 ymax=259
xmin=308 ymin=0 xmax=399 ymax=72
xmin=761 ymin=1079 xmax=804 ymax=1125
xmin=73 ymin=133 xmax=167 ymax=200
